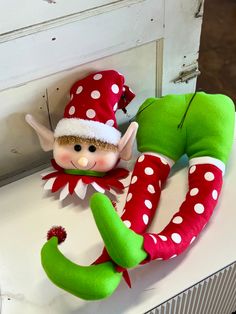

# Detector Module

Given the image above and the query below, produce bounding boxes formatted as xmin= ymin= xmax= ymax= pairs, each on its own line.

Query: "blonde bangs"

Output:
xmin=56 ymin=136 xmax=118 ymax=151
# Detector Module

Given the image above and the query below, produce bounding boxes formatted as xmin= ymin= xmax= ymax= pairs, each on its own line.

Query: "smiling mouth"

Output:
xmin=71 ymin=161 xmax=96 ymax=170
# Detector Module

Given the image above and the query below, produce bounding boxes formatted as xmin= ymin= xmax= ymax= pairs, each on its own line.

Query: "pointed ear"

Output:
xmin=118 ymin=122 xmax=138 ymax=161
xmin=25 ymin=114 xmax=54 ymax=151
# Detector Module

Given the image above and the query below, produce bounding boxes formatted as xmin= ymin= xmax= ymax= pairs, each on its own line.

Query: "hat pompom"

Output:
xmin=47 ymin=226 xmax=67 ymax=244
xmin=118 ymin=85 xmax=135 ymax=113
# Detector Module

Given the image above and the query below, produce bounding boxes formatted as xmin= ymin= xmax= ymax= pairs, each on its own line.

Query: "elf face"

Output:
xmin=53 ymin=137 xmax=120 ymax=172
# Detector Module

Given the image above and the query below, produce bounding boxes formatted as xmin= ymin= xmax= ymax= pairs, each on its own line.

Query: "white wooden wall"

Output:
xmin=0 ymin=0 xmax=204 ymax=183
xmin=0 ymin=0 xmax=122 ymax=34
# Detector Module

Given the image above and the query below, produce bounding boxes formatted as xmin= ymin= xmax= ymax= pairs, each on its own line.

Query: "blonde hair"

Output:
xmin=56 ymin=136 xmax=118 ymax=152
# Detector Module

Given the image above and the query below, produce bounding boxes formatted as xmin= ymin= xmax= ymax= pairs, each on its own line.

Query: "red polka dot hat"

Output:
xmin=54 ymin=70 xmax=135 ymax=145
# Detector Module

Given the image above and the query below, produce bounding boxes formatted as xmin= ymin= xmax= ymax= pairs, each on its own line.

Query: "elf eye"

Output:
xmin=88 ymin=145 xmax=96 ymax=152
xmin=74 ymin=144 xmax=82 ymax=152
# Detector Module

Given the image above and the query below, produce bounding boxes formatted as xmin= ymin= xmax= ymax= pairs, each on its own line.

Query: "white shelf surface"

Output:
xmin=1 ymin=136 xmax=236 ymax=314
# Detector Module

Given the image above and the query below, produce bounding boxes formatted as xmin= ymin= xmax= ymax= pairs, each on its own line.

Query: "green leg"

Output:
xmin=136 ymin=96 xmax=187 ymax=161
xmin=90 ymin=193 xmax=147 ymax=269
xmin=41 ymin=237 xmax=122 ymax=300
xmin=185 ymin=92 xmax=235 ymax=163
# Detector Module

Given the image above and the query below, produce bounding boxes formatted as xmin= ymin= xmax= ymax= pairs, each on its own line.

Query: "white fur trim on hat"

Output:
xmin=54 ymin=118 xmax=121 ymax=145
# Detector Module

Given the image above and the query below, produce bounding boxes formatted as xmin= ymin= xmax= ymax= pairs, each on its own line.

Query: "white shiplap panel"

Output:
xmin=0 ymin=0 xmax=121 ymax=34
xmin=162 ymin=0 xmax=203 ymax=95
xmin=0 ymin=0 xmax=164 ymax=91
xmin=145 ymin=263 xmax=236 ymax=314
xmin=0 ymin=41 xmax=157 ymax=182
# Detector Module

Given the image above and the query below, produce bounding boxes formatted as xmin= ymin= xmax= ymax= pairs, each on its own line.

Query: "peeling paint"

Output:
xmin=10 ymin=148 xmax=22 ymax=155
xmin=43 ymin=0 xmax=56 ymax=4
xmin=44 ymin=88 xmax=53 ymax=131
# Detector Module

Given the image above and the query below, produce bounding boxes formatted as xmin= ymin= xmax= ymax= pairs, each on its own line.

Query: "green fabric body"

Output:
xmin=136 ymin=92 xmax=235 ymax=163
xmin=41 ymin=237 xmax=122 ymax=300
xmin=90 ymin=193 xmax=147 ymax=268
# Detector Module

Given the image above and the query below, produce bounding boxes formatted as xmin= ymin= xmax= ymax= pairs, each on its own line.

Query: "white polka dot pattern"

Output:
xmin=93 ymin=73 xmax=102 ymax=80
xmin=119 ymin=153 xmax=170 ymax=237
xmin=212 ymin=189 xmax=218 ymax=200
xmin=126 ymin=193 xmax=132 ymax=202
xmin=111 ymin=84 xmax=119 ymax=94
xmin=86 ymin=109 xmax=96 ymax=119
xmin=158 ymin=235 xmax=167 ymax=241
xmin=62 ymin=71 xmax=137 ymax=146
xmin=123 ymin=220 xmax=131 ymax=228
xmin=68 ymin=106 xmax=75 ymax=115
xmin=149 ymin=234 xmax=157 ymax=244
xmin=190 ymin=165 xmax=196 ymax=174
xmin=204 ymin=172 xmax=215 ymax=181
xmin=194 ymin=203 xmax=205 ymax=214
xmin=144 ymin=167 xmax=154 ymax=175
xmin=105 ymin=119 xmax=114 ymax=126
xmin=113 ymin=103 xmax=118 ymax=111
xmin=171 ymin=233 xmax=182 ymax=244
xmin=144 ymin=200 xmax=152 ymax=209
xmin=91 ymin=90 xmax=100 ymax=99
xmin=143 ymin=214 xmax=149 ymax=225
xmin=160 ymin=157 xmax=168 ymax=165
xmin=139 ymin=163 xmax=223 ymax=262
xmin=147 ymin=184 xmax=155 ymax=194
xmin=76 ymin=86 xmax=83 ymax=94
xmin=131 ymin=176 xmax=137 ymax=184
xmin=190 ymin=188 xmax=199 ymax=196
xmin=172 ymin=216 xmax=183 ymax=224
xmin=138 ymin=155 xmax=145 ymax=162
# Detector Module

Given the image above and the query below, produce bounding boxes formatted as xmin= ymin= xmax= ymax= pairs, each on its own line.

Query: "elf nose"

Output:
xmin=77 ymin=157 xmax=89 ymax=168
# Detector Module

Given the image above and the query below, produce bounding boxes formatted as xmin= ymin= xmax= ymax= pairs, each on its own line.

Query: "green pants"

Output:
xmin=136 ymin=92 xmax=235 ymax=164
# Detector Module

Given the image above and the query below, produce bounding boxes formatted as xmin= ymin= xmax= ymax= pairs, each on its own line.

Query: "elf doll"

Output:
xmin=41 ymin=92 xmax=235 ymax=300
xmin=26 ymin=70 xmax=137 ymax=201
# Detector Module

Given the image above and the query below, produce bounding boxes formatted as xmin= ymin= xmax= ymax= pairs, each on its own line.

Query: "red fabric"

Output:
xmin=142 ymin=163 xmax=223 ymax=262
xmin=117 ymin=85 xmax=135 ymax=114
xmin=93 ymin=159 xmax=224 ymax=287
xmin=120 ymin=154 xmax=170 ymax=234
xmin=93 ymin=154 xmax=170 ymax=286
xmin=65 ymin=70 xmax=135 ymax=128
xmin=42 ymin=159 xmax=129 ymax=194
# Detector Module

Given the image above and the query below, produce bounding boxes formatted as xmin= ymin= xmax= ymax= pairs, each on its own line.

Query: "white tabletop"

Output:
xmin=1 ymin=134 xmax=236 ymax=314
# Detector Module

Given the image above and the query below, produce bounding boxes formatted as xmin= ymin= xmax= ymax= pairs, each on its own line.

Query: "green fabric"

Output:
xmin=185 ymin=93 xmax=235 ymax=163
xmin=41 ymin=237 xmax=122 ymax=300
xmin=136 ymin=92 xmax=235 ymax=163
xmin=64 ymin=169 xmax=106 ymax=177
xmin=136 ymin=96 xmax=187 ymax=161
xmin=90 ymin=193 xmax=147 ymax=268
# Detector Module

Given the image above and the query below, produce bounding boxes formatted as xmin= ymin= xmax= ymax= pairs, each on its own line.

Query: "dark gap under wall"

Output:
xmin=197 ymin=0 xmax=236 ymax=109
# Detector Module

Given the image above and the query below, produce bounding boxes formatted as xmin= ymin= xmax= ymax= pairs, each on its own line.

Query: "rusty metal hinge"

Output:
xmin=173 ymin=67 xmax=201 ymax=84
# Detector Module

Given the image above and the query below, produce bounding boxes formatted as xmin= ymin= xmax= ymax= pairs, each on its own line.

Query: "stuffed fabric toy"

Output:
xmin=25 ymin=70 xmax=137 ymax=200
xmin=41 ymin=92 xmax=235 ymax=300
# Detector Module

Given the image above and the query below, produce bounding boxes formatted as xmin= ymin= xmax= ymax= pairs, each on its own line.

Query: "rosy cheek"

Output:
xmin=58 ymin=154 xmax=71 ymax=163
xmin=96 ymin=159 xmax=107 ymax=167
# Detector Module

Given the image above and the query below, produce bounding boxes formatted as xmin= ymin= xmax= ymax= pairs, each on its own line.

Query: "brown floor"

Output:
xmin=197 ymin=0 xmax=236 ymax=108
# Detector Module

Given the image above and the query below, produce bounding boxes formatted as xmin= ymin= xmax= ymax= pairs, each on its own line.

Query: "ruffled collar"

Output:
xmin=42 ymin=159 xmax=129 ymax=200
